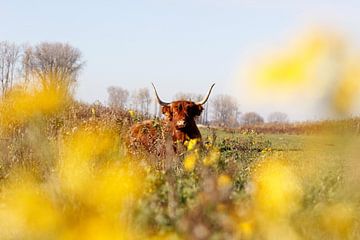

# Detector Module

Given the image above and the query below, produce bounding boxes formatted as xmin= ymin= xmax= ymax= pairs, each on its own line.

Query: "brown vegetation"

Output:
xmin=216 ymin=118 xmax=360 ymax=134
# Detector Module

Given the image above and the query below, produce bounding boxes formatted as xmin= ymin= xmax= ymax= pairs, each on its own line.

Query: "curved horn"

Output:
xmin=151 ymin=83 xmax=170 ymax=106
xmin=196 ymin=83 xmax=215 ymax=105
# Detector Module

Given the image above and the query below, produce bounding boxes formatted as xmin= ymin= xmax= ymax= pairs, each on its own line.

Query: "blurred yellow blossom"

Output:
xmin=320 ymin=203 xmax=355 ymax=238
xmin=252 ymin=159 xmax=303 ymax=219
xmin=217 ymin=174 xmax=231 ymax=188
xmin=203 ymin=148 xmax=220 ymax=166
xmin=331 ymin=56 xmax=360 ymax=114
xmin=83 ymin=164 xmax=143 ymax=213
xmin=237 ymin=219 xmax=254 ymax=239
xmin=0 ymin=85 xmax=66 ymax=127
xmin=246 ymin=29 xmax=360 ymax=117
xmin=186 ymin=138 xmax=198 ymax=151
xmin=129 ymin=110 xmax=135 ymax=118
xmin=0 ymin=174 xmax=60 ymax=239
xmin=58 ymin=128 xmax=118 ymax=195
xmin=184 ymin=150 xmax=199 ymax=172
xmin=0 ymin=124 xmax=144 ymax=239
xmin=253 ymin=30 xmax=343 ymax=89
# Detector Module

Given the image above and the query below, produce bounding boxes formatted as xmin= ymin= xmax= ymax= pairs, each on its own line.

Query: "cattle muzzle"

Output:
xmin=175 ymin=119 xmax=187 ymax=129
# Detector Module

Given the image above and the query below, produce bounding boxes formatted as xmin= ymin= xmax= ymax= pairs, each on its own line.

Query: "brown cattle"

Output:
xmin=128 ymin=83 xmax=215 ymax=154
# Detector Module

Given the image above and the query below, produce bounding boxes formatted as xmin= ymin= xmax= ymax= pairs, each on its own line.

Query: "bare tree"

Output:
xmin=131 ymin=88 xmax=151 ymax=115
xmin=153 ymin=95 xmax=159 ymax=117
xmin=107 ymin=86 xmax=129 ymax=110
xmin=202 ymin=101 xmax=210 ymax=125
xmin=22 ymin=42 xmax=84 ymax=95
xmin=212 ymin=94 xmax=239 ymax=127
xmin=0 ymin=41 xmax=21 ymax=97
xmin=267 ymin=112 xmax=289 ymax=123
xmin=174 ymin=92 xmax=201 ymax=102
xmin=22 ymin=44 xmax=32 ymax=84
xmin=139 ymin=88 xmax=151 ymax=115
xmin=240 ymin=112 xmax=264 ymax=125
xmin=130 ymin=90 xmax=138 ymax=111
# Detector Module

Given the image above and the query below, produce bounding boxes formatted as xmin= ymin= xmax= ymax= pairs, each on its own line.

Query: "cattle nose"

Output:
xmin=176 ymin=120 xmax=186 ymax=128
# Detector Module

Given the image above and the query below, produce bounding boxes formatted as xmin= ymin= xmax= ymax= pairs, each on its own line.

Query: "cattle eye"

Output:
xmin=178 ymin=105 xmax=182 ymax=111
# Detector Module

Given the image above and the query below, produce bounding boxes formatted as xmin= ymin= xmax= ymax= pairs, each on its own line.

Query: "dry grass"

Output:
xmin=0 ymin=83 xmax=359 ymax=240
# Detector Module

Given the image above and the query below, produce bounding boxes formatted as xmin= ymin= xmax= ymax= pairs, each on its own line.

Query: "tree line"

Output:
xmin=107 ymin=86 xmax=289 ymax=127
xmin=0 ymin=40 xmax=288 ymax=127
xmin=0 ymin=41 xmax=83 ymax=97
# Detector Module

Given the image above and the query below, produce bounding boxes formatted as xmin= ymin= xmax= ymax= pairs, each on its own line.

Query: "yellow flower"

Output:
xmin=331 ymin=57 xmax=360 ymax=114
xmin=184 ymin=151 xmax=199 ymax=172
xmin=0 ymin=174 xmax=60 ymax=239
xmin=320 ymin=203 xmax=355 ymax=238
xmin=203 ymin=148 xmax=220 ymax=166
xmin=253 ymin=31 xmax=342 ymax=89
xmin=58 ymin=128 xmax=118 ymax=195
xmin=187 ymin=138 xmax=198 ymax=151
xmin=129 ymin=110 xmax=135 ymax=118
xmin=0 ymin=85 xmax=66 ymax=127
xmin=252 ymin=160 xmax=303 ymax=219
xmin=217 ymin=174 xmax=231 ymax=188
xmin=238 ymin=219 xmax=254 ymax=239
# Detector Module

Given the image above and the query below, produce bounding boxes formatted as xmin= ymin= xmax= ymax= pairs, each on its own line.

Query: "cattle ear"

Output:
xmin=193 ymin=104 xmax=204 ymax=116
xmin=161 ymin=105 xmax=172 ymax=119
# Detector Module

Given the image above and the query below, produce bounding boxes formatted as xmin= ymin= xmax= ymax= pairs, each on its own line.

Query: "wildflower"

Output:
xmin=58 ymin=128 xmax=118 ymax=195
xmin=238 ymin=219 xmax=254 ymax=239
xmin=0 ymin=175 xmax=60 ymax=238
xmin=253 ymin=31 xmax=342 ymax=89
xmin=217 ymin=174 xmax=231 ymax=188
xmin=252 ymin=160 xmax=303 ymax=219
xmin=203 ymin=148 xmax=220 ymax=166
xmin=0 ymin=85 xmax=66 ymax=127
xmin=331 ymin=57 xmax=360 ymax=114
xmin=129 ymin=110 xmax=135 ymax=118
xmin=187 ymin=138 xmax=198 ymax=151
xmin=320 ymin=203 xmax=355 ymax=238
xmin=184 ymin=150 xmax=199 ymax=172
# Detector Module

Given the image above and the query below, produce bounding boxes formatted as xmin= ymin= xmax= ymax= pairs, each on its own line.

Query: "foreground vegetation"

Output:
xmin=0 ymin=84 xmax=359 ymax=239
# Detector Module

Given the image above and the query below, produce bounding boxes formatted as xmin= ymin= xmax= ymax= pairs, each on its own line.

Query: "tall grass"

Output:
xmin=0 ymin=82 xmax=359 ymax=239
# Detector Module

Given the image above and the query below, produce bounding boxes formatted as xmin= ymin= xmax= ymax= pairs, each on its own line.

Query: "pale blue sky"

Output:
xmin=1 ymin=1 xmax=359 ymax=120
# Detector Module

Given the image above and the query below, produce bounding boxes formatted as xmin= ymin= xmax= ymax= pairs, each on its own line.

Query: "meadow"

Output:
xmin=1 ymin=31 xmax=360 ymax=239
xmin=0 ymin=86 xmax=359 ymax=239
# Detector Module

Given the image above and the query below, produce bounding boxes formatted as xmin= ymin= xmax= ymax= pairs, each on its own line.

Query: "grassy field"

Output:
xmin=201 ymin=126 xmax=360 ymax=151
xmin=0 ymin=88 xmax=359 ymax=239
xmin=202 ymin=127 xmax=360 ymax=238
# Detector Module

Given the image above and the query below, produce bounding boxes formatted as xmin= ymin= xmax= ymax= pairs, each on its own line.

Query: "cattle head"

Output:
xmin=152 ymin=83 xmax=215 ymax=143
